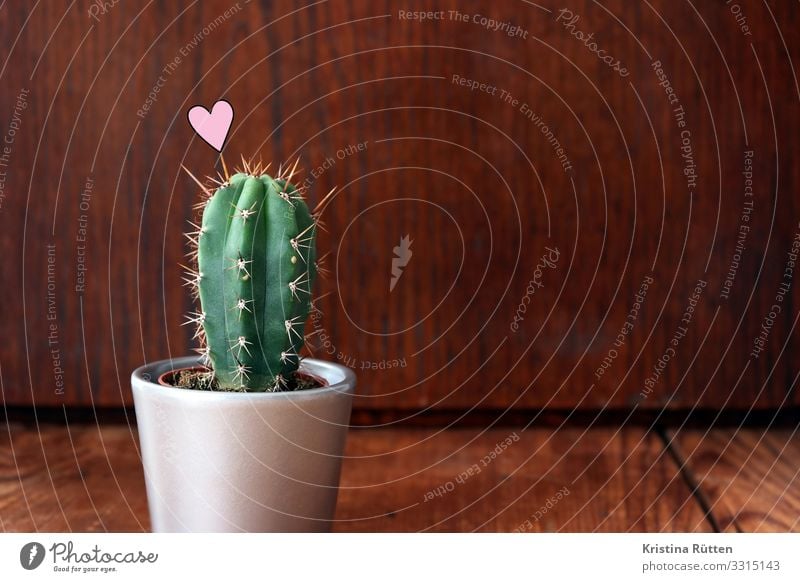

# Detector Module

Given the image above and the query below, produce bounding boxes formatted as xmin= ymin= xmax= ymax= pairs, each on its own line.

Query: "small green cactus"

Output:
xmin=183 ymin=160 xmax=319 ymax=391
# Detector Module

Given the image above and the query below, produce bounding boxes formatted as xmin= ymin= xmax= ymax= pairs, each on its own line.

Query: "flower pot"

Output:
xmin=131 ymin=356 xmax=356 ymax=532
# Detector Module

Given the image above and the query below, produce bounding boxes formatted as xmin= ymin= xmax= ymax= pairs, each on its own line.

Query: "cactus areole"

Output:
xmin=185 ymin=165 xmax=318 ymax=392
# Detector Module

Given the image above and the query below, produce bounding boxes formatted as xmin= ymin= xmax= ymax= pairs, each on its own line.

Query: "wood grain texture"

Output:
xmin=0 ymin=1 xmax=798 ymax=408
xmin=669 ymin=428 xmax=800 ymax=532
xmin=335 ymin=426 xmax=711 ymax=532
xmin=0 ymin=421 xmax=148 ymax=532
xmin=0 ymin=423 xmax=720 ymax=532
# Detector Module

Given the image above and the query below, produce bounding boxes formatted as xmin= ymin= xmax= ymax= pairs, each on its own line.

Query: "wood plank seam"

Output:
xmin=657 ymin=427 xmax=723 ymax=532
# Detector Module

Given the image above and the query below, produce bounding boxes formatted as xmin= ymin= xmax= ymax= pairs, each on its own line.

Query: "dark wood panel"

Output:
xmin=0 ymin=423 xmax=712 ymax=532
xmin=0 ymin=1 xmax=798 ymax=408
xmin=669 ymin=428 xmax=800 ymax=532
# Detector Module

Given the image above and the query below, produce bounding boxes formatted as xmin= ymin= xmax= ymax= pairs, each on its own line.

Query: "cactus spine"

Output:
xmin=185 ymin=160 xmax=317 ymax=391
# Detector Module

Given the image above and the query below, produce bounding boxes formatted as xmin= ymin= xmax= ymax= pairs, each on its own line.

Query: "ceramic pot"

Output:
xmin=131 ymin=356 xmax=355 ymax=532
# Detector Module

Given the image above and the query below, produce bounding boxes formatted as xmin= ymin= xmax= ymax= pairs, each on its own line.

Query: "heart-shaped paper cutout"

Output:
xmin=187 ymin=100 xmax=233 ymax=152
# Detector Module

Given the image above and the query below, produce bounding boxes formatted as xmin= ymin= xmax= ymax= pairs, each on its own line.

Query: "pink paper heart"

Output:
xmin=187 ymin=100 xmax=234 ymax=152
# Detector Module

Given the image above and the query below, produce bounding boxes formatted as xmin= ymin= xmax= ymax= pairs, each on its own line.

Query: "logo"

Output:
xmin=390 ymin=235 xmax=413 ymax=292
xmin=20 ymin=542 xmax=45 ymax=570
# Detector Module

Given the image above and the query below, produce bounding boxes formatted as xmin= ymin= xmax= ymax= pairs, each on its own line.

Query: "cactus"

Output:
xmin=183 ymin=160 xmax=318 ymax=391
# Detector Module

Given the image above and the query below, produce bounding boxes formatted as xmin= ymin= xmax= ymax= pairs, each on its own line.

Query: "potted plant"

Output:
xmin=131 ymin=160 xmax=355 ymax=532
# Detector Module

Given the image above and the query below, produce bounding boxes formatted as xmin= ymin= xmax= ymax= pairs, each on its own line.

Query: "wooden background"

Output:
xmin=0 ymin=0 xmax=798 ymax=411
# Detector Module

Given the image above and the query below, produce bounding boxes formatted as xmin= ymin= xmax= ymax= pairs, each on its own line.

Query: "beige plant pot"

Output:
xmin=131 ymin=356 xmax=355 ymax=532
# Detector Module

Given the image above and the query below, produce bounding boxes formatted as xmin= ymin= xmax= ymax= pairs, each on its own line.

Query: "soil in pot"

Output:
xmin=157 ymin=366 xmax=326 ymax=392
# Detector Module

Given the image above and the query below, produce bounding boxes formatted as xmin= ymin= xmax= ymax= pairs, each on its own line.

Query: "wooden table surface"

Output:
xmin=1 ymin=422 xmax=797 ymax=532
